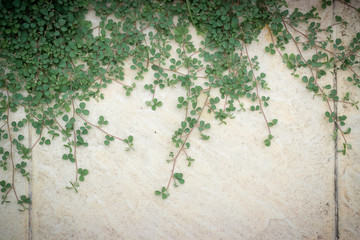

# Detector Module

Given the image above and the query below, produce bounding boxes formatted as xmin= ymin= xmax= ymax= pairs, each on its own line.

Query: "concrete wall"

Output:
xmin=0 ymin=0 xmax=359 ymax=239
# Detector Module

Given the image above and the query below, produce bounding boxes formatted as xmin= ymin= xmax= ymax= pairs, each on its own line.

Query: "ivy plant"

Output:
xmin=0 ymin=0 xmax=359 ymax=209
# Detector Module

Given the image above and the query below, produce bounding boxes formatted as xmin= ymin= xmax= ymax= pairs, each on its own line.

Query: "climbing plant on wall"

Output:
xmin=0 ymin=0 xmax=359 ymax=208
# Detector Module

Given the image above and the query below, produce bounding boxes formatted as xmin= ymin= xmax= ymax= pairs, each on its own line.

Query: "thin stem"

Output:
xmin=284 ymin=20 xmax=360 ymax=80
xmin=113 ymin=79 xmax=132 ymax=88
xmin=336 ymin=0 xmax=359 ymax=11
xmin=242 ymin=40 xmax=272 ymax=135
xmin=267 ymin=24 xmax=283 ymax=58
xmin=152 ymin=84 xmax=157 ymax=101
xmin=223 ymin=94 xmax=228 ymax=112
xmin=76 ymin=113 xmax=124 ymax=141
xmin=31 ymin=134 xmax=42 ymax=151
xmin=282 ymin=20 xmax=348 ymax=143
xmin=5 ymin=82 xmax=19 ymax=202
xmin=71 ymin=100 xmax=79 ymax=183
xmin=166 ymin=88 xmax=211 ymax=189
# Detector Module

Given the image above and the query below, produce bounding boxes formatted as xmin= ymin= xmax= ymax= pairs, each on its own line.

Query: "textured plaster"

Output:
xmin=0 ymin=1 xmax=359 ymax=240
xmin=335 ymin=1 xmax=360 ymax=239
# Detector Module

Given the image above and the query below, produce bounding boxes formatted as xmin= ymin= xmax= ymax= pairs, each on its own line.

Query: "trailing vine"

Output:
xmin=0 ymin=0 xmax=359 ymax=208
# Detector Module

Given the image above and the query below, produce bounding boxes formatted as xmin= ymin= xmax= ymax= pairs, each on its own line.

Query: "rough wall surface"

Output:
xmin=0 ymin=1 xmax=359 ymax=239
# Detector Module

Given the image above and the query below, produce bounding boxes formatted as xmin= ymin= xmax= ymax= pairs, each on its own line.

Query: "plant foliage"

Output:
xmin=0 ymin=0 xmax=359 ymax=207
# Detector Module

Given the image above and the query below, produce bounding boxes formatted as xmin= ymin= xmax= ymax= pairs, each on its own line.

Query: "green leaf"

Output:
xmin=59 ymin=19 xmax=66 ymax=26
xmin=62 ymin=115 xmax=69 ymax=122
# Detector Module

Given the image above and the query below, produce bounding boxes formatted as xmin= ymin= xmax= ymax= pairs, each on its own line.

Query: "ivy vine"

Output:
xmin=0 ymin=0 xmax=359 ymax=209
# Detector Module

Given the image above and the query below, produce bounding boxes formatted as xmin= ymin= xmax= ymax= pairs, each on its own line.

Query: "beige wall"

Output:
xmin=0 ymin=1 xmax=359 ymax=239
